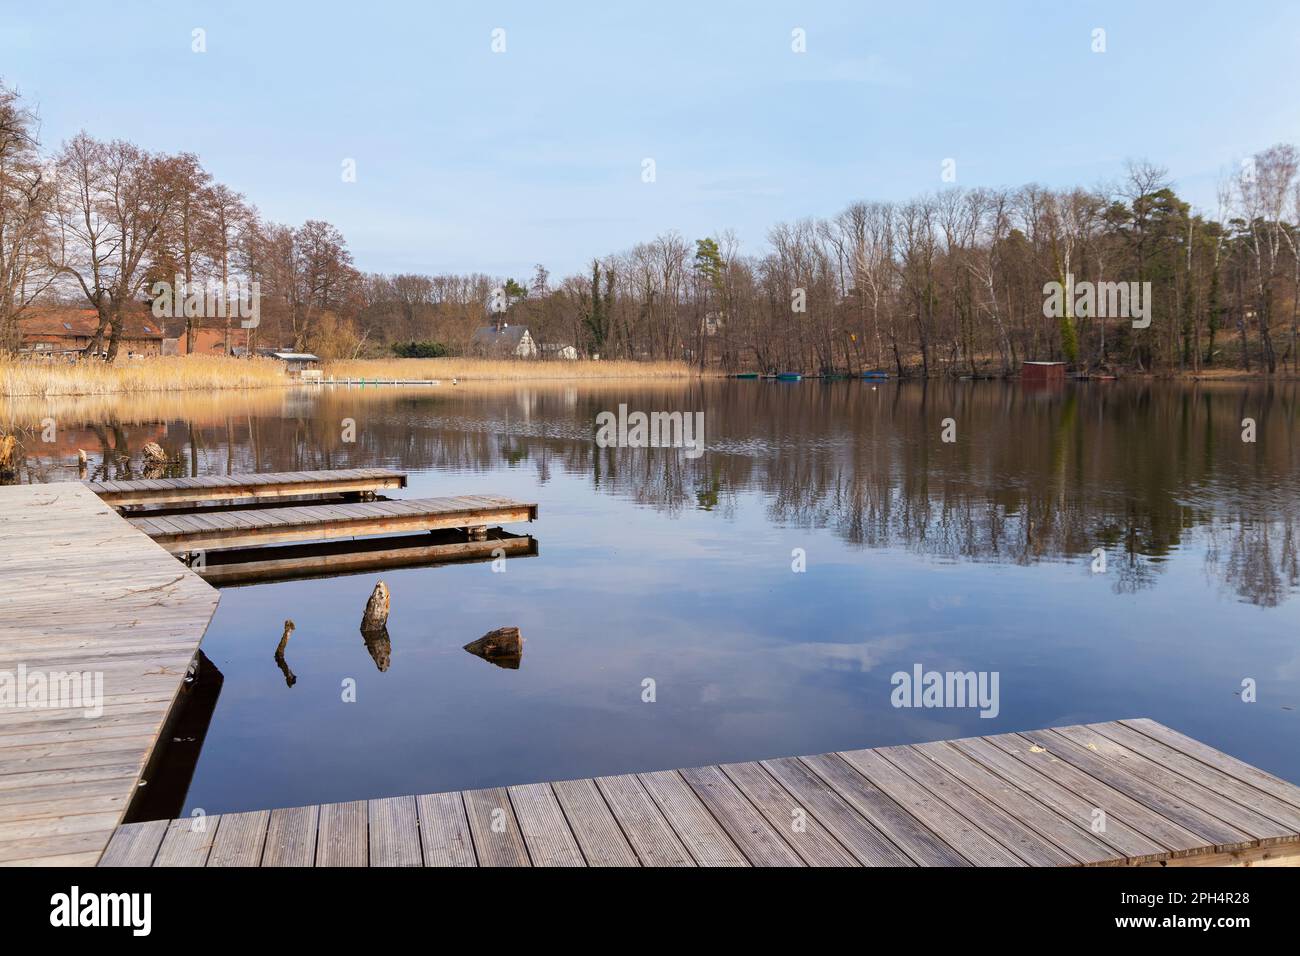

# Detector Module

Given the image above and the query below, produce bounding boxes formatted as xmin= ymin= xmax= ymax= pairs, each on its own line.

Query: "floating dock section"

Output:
xmin=86 ymin=468 xmax=407 ymax=508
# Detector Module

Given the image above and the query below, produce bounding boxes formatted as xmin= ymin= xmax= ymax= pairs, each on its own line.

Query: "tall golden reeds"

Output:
xmin=325 ymin=357 xmax=696 ymax=381
xmin=0 ymin=355 xmax=287 ymax=397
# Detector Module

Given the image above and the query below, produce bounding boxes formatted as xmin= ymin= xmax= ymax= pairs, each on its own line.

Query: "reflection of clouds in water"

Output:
xmin=776 ymin=634 xmax=913 ymax=674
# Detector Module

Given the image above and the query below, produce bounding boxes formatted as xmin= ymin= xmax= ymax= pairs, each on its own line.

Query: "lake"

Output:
xmin=9 ymin=379 xmax=1299 ymax=816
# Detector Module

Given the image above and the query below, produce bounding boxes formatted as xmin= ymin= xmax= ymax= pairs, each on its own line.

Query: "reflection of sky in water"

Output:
xmin=26 ymin=381 xmax=1294 ymax=815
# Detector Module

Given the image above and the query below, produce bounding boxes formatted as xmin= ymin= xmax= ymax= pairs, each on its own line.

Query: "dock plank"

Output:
xmin=638 ymin=770 xmax=749 ymax=867
xmin=316 ymin=800 xmax=368 ymax=867
xmin=950 ymin=735 xmax=1169 ymax=864
xmin=680 ymin=765 xmax=803 ymax=866
xmin=415 ymin=791 xmax=475 ymax=867
xmin=801 ymin=753 xmax=968 ymax=866
xmin=369 ymin=796 xmax=422 ymax=867
xmin=1054 ymin=725 xmax=1293 ymax=844
xmin=1020 ymin=730 xmax=1255 ymax=852
xmin=719 ymin=761 xmax=858 ymax=866
xmin=840 ymin=747 xmax=1026 ymax=866
xmin=261 ymin=805 xmax=318 ymax=867
xmin=463 ymin=787 xmax=531 ymax=867
xmin=988 ymin=733 xmax=1209 ymax=856
xmin=98 ymin=820 xmax=167 ymax=867
xmin=914 ymin=740 xmax=1117 ymax=864
xmin=508 ymin=783 xmax=586 ymax=867
xmin=207 ymin=810 xmax=269 ymax=866
xmin=552 ymin=778 xmax=639 ymax=867
xmin=760 ymin=756 xmax=915 ymax=866
xmin=1092 ymin=722 xmax=1300 ymax=832
xmin=1120 ymin=718 xmax=1300 ymax=813
xmin=594 ymin=774 xmax=695 ymax=867
xmin=153 ymin=816 xmax=219 ymax=867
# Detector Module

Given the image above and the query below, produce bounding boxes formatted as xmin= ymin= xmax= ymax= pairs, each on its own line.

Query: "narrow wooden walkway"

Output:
xmin=100 ymin=720 xmax=1300 ymax=867
xmin=87 ymin=468 xmax=407 ymax=508
xmin=0 ymin=484 xmax=219 ymax=866
xmin=126 ymin=495 xmax=538 ymax=553
xmin=199 ymin=529 xmax=538 ymax=586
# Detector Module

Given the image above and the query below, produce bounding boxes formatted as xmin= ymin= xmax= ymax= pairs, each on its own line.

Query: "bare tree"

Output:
xmin=0 ymin=82 xmax=54 ymax=350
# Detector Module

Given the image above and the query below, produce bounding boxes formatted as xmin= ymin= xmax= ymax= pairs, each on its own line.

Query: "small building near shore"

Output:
xmin=1021 ymin=361 xmax=1067 ymax=384
xmin=269 ymin=351 xmax=321 ymax=375
xmin=469 ymin=323 xmax=538 ymax=359
xmin=541 ymin=343 xmax=578 ymax=360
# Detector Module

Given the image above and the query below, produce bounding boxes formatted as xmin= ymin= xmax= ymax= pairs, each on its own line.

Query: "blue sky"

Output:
xmin=3 ymin=1 xmax=1298 ymax=279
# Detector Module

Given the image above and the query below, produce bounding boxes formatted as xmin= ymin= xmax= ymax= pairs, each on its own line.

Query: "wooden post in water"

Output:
xmin=274 ymin=620 xmax=296 ymax=687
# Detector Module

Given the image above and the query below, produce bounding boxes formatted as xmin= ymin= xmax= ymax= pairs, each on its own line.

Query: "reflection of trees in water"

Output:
xmin=1205 ymin=514 xmax=1300 ymax=608
xmin=16 ymin=381 xmax=1299 ymax=605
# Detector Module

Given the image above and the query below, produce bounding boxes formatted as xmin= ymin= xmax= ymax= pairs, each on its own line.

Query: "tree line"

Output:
xmin=2 ymin=80 xmax=1297 ymax=373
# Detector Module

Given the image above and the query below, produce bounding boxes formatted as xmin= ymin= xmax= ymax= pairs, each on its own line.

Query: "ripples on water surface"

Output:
xmin=8 ymin=380 xmax=1299 ymax=814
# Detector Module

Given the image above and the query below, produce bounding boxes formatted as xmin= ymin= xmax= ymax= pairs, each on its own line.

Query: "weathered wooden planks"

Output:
xmin=88 ymin=468 xmax=407 ymax=508
xmin=369 ymin=796 xmax=422 ymax=867
xmin=100 ymin=720 xmax=1300 ymax=868
xmin=0 ymin=484 xmax=220 ymax=867
xmin=196 ymin=530 xmax=538 ymax=586
xmin=128 ymin=495 xmax=538 ymax=553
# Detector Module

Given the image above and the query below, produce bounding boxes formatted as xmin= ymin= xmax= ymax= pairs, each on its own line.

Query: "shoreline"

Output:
xmin=3 ymin=355 xmax=1298 ymax=399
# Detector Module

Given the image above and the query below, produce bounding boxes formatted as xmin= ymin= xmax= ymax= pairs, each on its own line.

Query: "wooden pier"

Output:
xmin=87 ymin=468 xmax=407 ymax=508
xmin=0 ymin=483 xmax=219 ymax=866
xmin=5 ymin=475 xmax=1299 ymax=868
xmin=198 ymin=529 xmax=538 ymax=586
xmin=125 ymin=495 xmax=538 ymax=554
xmin=99 ymin=720 xmax=1300 ymax=867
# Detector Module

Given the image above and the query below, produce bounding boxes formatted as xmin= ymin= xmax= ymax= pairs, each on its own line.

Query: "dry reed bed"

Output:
xmin=1 ymin=356 xmax=696 ymax=400
xmin=326 ymin=358 xmax=695 ymax=380
xmin=0 ymin=356 xmax=287 ymax=397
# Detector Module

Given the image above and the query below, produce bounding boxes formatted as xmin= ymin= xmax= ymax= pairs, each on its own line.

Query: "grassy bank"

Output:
xmin=1 ymin=355 xmax=288 ymax=397
xmin=325 ymin=358 xmax=695 ymax=380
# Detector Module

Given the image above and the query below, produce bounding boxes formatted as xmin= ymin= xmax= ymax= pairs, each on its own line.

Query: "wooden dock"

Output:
xmin=0 ymin=483 xmax=219 ymax=866
xmin=313 ymin=378 xmax=441 ymax=386
xmin=126 ymin=495 xmax=538 ymax=554
xmin=99 ymin=720 xmax=1300 ymax=867
xmin=6 ymin=473 xmax=1299 ymax=869
xmin=198 ymin=529 xmax=538 ymax=586
xmin=87 ymin=468 xmax=407 ymax=508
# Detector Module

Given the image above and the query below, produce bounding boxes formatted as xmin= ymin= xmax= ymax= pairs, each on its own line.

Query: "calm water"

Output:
xmin=14 ymin=380 xmax=1300 ymax=814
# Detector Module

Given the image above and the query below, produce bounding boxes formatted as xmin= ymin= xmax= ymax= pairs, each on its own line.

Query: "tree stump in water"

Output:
xmin=463 ymin=627 xmax=523 ymax=669
xmin=362 ymin=627 xmax=391 ymax=672
xmin=142 ymin=441 xmax=168 ymax=463
xmin=360 ymin=582 xmax=392 ymax=671
xmin=361 ymin=581 xmax=390 ymax=630
xmin=77 ymin=449 xmax=88 ymax=478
